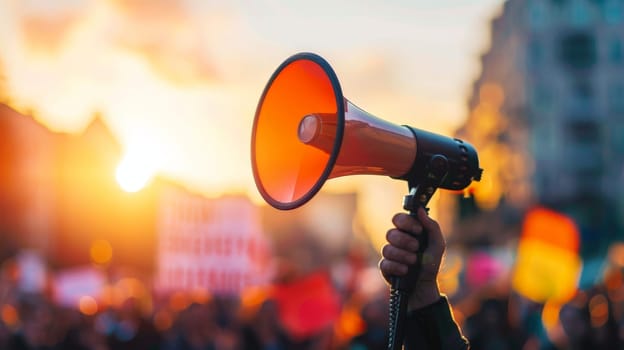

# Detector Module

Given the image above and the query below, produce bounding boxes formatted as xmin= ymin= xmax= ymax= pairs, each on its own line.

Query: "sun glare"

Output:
xmin=116 ymin=152 xmax=155 ymax=193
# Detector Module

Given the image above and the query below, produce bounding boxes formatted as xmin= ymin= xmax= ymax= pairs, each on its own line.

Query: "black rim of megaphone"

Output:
xmin=251 ymin=52 xmax=345 ymax=210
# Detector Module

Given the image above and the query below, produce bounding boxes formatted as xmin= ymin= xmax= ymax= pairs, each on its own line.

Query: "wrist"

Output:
xmin=407 ymin=281 xmax=441 ymax=311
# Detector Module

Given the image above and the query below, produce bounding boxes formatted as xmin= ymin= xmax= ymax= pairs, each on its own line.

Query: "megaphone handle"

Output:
xmin=388 ymin=282 xmax=409 ymax=350
xmin=387 ymin=221 xmax=428 ymax=349
xmin=387 ymin=186 xmax=433 ymax=350
xmin=387 ymin=155 xmax=448 ymax=349
xmin=394 ymin=201 xmax=429 ymax=291
xmin=395 ymin=185 xmax=431 ymax=290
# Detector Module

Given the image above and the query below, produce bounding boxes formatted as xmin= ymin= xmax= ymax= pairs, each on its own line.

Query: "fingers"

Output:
xmin=380 ymin=226 xmax=421 ymax=280
xmin=386 ymin=228 xmax=420 ymax=252
xmin=389 ymin=208 xmax=443 ymax=250
xmin=381 ymin=242 xmax=418 ymax=266
xmin=379 ymin=258 xmax=408 ymax=277
xmin=391 ymin=212 xmax=423 ymax=236
xmin=379 ymin=209 xmax=445 ymax=283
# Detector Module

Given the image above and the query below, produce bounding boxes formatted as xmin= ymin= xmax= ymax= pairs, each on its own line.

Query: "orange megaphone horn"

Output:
xmin=251 ymin=52 xmax=482 ymax=210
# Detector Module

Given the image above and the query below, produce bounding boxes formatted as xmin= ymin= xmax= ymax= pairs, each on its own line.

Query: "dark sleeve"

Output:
xmin=403 ymin=296 xmax=470 ymax=350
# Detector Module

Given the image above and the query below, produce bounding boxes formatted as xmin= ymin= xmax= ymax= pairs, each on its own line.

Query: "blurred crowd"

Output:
xmin=2 ymin=245 xmax=624 ymax=350
xmin=0 ymin=260 xmax=389 ymax=350
xmin=455 ymin=261 xmax=624 ymax=350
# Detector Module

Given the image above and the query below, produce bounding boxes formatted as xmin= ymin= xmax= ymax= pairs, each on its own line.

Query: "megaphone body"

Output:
xmin=251 ymin=52 xmax=482 ymax=210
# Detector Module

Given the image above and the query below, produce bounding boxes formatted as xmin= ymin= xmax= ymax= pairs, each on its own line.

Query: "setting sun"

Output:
xmin=115 ymin=152 xmax=155 ymax=193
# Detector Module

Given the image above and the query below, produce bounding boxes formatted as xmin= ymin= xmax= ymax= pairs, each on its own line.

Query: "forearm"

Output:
xmin=404 ymin=295 xmax=470 ymax=350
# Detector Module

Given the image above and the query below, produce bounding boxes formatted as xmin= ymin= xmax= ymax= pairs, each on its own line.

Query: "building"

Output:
xmin=452 ymin=0 xmax=624 ymax=256
xmin=0 ymin=103 xmax=372 ymax=297
xmin=0 ymin=103 xmax=158 ymax=273
xmin=0 ymin=104 xmax=56 ymax=257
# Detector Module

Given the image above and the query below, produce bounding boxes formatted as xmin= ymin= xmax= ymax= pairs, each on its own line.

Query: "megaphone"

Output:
xmin=251 ymin=52 xmax=482 ymax=210
xmin=251 ymin=52 xmax=483 ymax=349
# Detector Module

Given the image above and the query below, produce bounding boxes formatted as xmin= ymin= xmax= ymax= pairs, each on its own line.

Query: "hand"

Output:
xmin=378 ymin=207 xmax=446 ymax=310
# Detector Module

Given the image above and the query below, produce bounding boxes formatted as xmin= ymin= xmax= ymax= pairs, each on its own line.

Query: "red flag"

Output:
xmin=273 ymin=270 xmax=342 ymax=340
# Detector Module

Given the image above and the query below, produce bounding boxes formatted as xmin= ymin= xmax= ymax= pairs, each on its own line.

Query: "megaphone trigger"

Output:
xmin=402 ymin=154 xmax=449 ymax=212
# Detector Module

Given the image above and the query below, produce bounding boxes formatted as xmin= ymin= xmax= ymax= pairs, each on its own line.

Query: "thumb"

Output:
xmin=417 ymin=207 xmax=443 ymax=246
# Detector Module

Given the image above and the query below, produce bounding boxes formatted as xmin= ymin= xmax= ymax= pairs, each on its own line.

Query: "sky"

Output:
xmin=0 ymin=0 xmax=503 ymax=240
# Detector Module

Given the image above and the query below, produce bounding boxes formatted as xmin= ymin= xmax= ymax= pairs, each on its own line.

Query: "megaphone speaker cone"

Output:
xmin=251 ymin=53 xmax=345 ymax=210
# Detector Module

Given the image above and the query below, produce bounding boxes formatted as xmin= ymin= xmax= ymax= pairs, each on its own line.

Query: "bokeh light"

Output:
xmin=78 ymin=295 xmax=98 ymax=315
xmin=1 ymin=304 xmax=18 ymax=327
xmin=90 ymin=239 xmax=113 ymax=265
